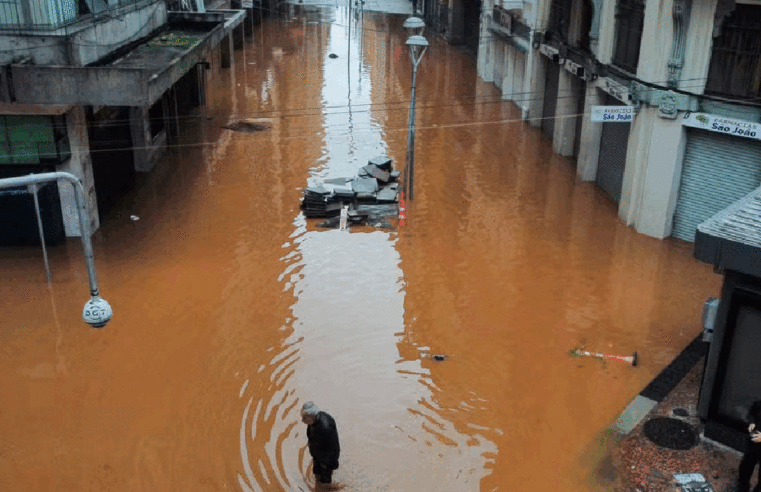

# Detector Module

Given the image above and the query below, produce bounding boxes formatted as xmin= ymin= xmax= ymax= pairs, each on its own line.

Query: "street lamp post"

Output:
xmin=402 ymin=18 xmax=427 ymax=202
xmin=0 ymin=172 xmax=112 ymax=328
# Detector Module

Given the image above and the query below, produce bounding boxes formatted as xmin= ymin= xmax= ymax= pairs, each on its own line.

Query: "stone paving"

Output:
xmin=611 ymin=338 xmax=746 ymax=492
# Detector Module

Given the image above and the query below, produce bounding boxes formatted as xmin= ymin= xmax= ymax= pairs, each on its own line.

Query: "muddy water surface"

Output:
xmin=0 ymin=7 xmax=721 ymax=492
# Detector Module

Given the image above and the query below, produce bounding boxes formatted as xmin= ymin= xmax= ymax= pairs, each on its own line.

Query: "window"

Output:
xmin=705 ymin=5 xmax=761 ymax=100
xmin=547 ymin=0 xmax=573 ymax=42
xmin=612 ymin=0 xmax=645 ymax=73
xmin=0 ymin=115 xmax=70 ymax=165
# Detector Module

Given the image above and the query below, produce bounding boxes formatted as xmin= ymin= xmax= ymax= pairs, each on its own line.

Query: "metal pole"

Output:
xmin=405 ymin=61 xmax=419 ymax=201
xmin=29 ymin=182 xmax=52 ymax=284
xmin=0 ymin=172 xmax=100 ymax=296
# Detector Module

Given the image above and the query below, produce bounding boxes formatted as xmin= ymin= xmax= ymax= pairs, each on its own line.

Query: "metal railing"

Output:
xmin=0 ymin=0 xmax=158 ymax=32
xmin=612 ymin=0 xmax=645 ymax=74
xmin=705 ymin=5 xmax=761 ymax=100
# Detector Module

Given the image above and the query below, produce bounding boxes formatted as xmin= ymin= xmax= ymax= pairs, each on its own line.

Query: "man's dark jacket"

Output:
xmin=307 ymin=411 xmax=340 ymax=469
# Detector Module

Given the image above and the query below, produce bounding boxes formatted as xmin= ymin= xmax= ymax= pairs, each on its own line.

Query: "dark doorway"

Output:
xmin=87 ymin=106 xmax=136 ymax=220
xmin=0 ymin=165 xmax=65 ymax=246
xmin=463 ymin=0 xmax=481 ymax=55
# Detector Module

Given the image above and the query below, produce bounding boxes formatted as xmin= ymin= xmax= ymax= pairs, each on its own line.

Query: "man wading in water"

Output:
xmin=301 ymin=402 xmax=340 ymax=486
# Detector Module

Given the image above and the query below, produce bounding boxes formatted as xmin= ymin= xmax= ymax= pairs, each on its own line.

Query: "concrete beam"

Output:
xmin=10 ymin=23 xmax=222 ymax=107
xmin=11 ymin=66 xmax=150 ymax=106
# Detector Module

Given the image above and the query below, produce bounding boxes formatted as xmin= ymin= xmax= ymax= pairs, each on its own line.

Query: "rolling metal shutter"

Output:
xmin=595 ymin=95 xmax=631 ymax=202
xmin=671 ymin=129 xmax=761 ymax=242
xmin=542 ymin=61 xmax=559 ymax=140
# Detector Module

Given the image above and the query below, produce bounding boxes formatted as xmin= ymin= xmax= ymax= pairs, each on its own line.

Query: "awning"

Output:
xmin=694 ymin=186 xmax=761 ymax=277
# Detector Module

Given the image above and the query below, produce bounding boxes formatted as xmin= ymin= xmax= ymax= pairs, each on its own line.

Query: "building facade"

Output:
xmin=0 ymin=0 xmax=246 ymax=243
xmin=477 ymin=0 xmax=761 ymax=242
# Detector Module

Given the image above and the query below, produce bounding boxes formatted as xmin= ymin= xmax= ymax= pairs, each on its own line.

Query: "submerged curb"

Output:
xmin=613 ymin=335 xmax=709 ymax=435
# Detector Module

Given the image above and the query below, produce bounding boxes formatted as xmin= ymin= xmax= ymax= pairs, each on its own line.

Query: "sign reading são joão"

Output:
xmin=682 ymin=112 xmax=761 ymax=141
xmin=591 ymin=106 xmax=634 ymax=123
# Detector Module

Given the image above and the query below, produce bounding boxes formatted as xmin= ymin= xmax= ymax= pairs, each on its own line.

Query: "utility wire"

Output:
xmin=0 ymin=106 xmax=671 ymax=160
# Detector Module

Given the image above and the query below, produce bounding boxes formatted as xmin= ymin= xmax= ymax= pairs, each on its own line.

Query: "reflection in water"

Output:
xmin=237 ymin=7 xmax=496 ymax=491
xmin=0 ymin=5 xmax=721 ymax=492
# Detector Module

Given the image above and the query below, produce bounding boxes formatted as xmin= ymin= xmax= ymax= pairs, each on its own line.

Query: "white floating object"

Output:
xmin=130 ymin=215 xmax=140 ymax=221
xmin=83 ymin=296 xmax=113 ymax=328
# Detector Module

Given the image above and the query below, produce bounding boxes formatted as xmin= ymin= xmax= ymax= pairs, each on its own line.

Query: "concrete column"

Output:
xmin=502 ymin=45 xmax=514 ymax=101
xmin=57 ymin=106 xmax=99 ymax=237
xmin=477 ymin=10 xmax=495 ymax=81
xmin=576 ymin=85 xmax=605 ymax=181
xmin=129 ymin=106 xmax=166 ymax=173
xmin=637 ymin=0 xmax=672 ymax=82
xmin=129 ymin=106 xmax=151 ymax=173
xmin=618 ymin=107 xmax=687 ymax=238
xmin=221 ymin=33 xmax=233 ymax=69
xmin=681 ymin=0 xmax=717 ymax=94
xmin=595 ymin=0 xmax=617 ymax=64
xmin=553 ymin=69 xmax=578 ymax=157
xmin=527 ymin=54 xmax=547 ymax=128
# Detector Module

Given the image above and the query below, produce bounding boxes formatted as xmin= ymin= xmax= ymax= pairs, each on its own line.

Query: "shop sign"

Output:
xmin=591 ymin=106 xmax=634 ymax=123
xmin=682 ymin=112 xmax=761 ymax=141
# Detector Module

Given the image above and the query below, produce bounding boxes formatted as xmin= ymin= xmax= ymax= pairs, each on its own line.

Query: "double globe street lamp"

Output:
xmin=402 ymin=17 xmax=428 ymax=202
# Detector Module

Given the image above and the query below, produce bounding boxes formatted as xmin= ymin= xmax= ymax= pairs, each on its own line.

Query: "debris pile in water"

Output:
xmin=300 ymin=155 xmax=401 ymax=228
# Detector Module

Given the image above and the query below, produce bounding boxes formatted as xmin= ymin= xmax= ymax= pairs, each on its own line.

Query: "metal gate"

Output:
xmin=595 ymin=94 xmax=630 ymax=202
xmin=542 ymin=61 xmax=560 ymax=141
xmin=671 ymin=129 xmax=761 ymax=242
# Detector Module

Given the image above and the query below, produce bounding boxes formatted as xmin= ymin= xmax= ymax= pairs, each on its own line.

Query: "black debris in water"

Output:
xmin=329 ymin=53 xmax=338 ymax=59
xmin=432 ymin=355 xmax=447 ymax=361
xmin=642 ymin=417 xmax=698 ymax=450
xmin=222 ymin=119 xmax=271 ymax=133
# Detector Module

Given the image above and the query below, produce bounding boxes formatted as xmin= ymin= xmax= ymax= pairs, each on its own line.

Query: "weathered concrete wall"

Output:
xmin=57 ymin=106 xmax=99 ymax=237
xmin=71 ymin=2 xmax=168 ymax=66
xmin=12 ymin=66 xmax=150 ymax=105
xmin=0 ymin=1 xmax=167 ymax=67
xmin=0 ymin=36 xmax=68 ymax=66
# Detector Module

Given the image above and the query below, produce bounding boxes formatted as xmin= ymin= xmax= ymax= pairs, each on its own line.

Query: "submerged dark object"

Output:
xmin=329 ymin=53 xmax=338 ymax=59
xmin=642 ymin=417 xmax=698 ymax=450
xmin=222 ymin=119 xmax=271 ymax=132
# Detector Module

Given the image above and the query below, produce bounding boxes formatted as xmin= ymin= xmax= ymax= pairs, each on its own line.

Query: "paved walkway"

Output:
xmin=610 ymin=336 xmax=744 ymax=491
xmin=286 ymin=0 xmax=414 ymax=15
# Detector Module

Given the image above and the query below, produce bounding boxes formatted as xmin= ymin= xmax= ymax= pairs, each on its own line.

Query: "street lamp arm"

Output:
xmin=0 ymin=172 xmax=99 ymax=296
xmin=0 ymin=172 xmax=111 ymax=328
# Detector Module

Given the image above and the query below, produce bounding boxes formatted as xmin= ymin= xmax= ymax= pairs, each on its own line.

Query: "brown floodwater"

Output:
xmin=0 ymin=6 xmax=722 ymax=492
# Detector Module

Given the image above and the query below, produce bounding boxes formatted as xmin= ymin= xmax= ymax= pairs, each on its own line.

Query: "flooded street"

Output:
xmin=0 ymin=6 xmax=722 ymax=492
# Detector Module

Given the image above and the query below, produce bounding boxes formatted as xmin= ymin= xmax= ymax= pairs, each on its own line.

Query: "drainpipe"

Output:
xmin=0 ymin=172 xmax=112 ymax=328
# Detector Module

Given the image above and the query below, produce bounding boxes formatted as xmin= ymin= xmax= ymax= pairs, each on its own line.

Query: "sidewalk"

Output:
xmin=609 ymin=337 xmax=744 ymax=492
xmin=286 ymin=0 xmax=413 ymax=15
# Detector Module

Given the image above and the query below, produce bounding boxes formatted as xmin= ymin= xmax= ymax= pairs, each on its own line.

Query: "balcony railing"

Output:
xmin=705 ymin=5 xmax=761 ymax=100
xmin=612 ymin=0 xmax=645 ymax=73
xmin=0 ymin=0 xmax=156 ymax=31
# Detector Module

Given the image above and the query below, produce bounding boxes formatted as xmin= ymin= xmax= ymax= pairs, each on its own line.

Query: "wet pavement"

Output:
xmin=0 ymin=5 xmax=724 ymax=492
xmin=611 ymin=353 xmax=742 ymax=492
